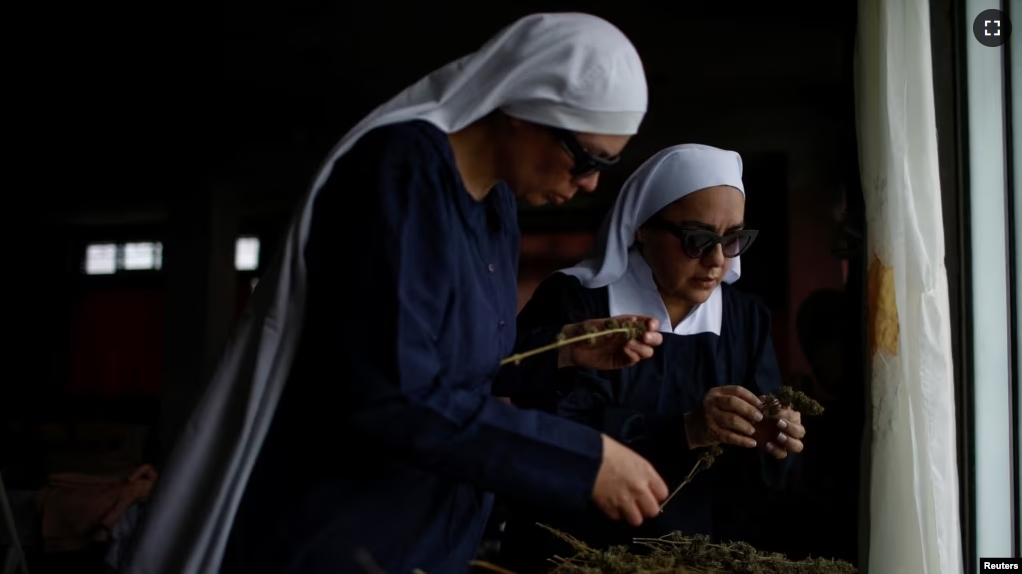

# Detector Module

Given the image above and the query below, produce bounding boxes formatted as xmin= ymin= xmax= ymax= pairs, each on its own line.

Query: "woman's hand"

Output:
xmin=684 ymin=385 xmax=764 ymax=449
xmin=755 ymin=402 xmax=805 ymax=459
xmin=591 ymin=434 xmax=669 ymax=527
xmin=557 ymin=315 xmax=663 ymax=371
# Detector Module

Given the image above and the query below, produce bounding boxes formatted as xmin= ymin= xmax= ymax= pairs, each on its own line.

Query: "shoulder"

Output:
xmin=721 ymin=284 xmax=773 ymax=325
xmin=350 ymin=120 xmax=452 ymax=161
xmin=314 ymin=120 xmax=458 ymax=232
xmin=536 ymin=272 xmax=593 ymax=301
xmin=333 ymin=120 xmax=457 ymax=197
xmin=520 ymin=271 xmax=609 ymax=326
xmin=347 ymin=120 xmax=457 ymax=203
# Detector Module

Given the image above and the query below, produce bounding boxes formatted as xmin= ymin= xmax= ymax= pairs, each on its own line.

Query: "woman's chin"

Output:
xmin=516 ymin=190 xmax=550 ymax=206
xmin=677 ymin=287 xmax=715 ymax=306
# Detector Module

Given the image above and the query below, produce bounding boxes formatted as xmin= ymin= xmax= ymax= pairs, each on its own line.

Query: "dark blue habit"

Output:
xmin=222 ymin=121 xmax=604 ymax=574
xmin=493 ymin=271 xmax=794 ymax=571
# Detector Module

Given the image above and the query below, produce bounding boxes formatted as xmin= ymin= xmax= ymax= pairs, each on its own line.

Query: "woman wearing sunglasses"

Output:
xmin=494 ymin=143 xmax=805 ymax=570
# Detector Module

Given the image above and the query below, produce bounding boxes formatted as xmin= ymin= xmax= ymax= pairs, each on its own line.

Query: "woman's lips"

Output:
xmin=691 ymin=277 xmax=718 ymax=289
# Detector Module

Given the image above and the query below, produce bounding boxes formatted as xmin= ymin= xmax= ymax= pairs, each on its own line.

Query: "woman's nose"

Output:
xmin=702 ymin=244 xmax=726 ymax=267
xmin=574 ymin=172 xmax=600 ymax=193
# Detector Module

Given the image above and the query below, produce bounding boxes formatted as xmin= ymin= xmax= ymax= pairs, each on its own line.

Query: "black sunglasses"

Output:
xmin=644 ymin=217 xmax=759 ymax=259
xmin=548 ymin=128 xmax=621 ymax=178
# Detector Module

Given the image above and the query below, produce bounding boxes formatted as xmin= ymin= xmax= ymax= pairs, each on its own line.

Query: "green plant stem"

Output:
xmin=658 ymin=458 xmax=707 ymax=513
xmin=499 ymin=328 xmax=634 ymax=366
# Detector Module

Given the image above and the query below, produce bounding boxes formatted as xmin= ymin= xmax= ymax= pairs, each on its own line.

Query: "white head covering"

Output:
xmin=124 ymin=13 xmax=647 ymax=574
xmin=561 ymin=144 xmax=745 ymax=335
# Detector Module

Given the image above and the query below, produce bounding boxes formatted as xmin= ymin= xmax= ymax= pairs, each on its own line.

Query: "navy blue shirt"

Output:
xmin=223 ymin=121 xmax=603 ymax=574
xmin=494 ymin=271 xmax=793 ymax=570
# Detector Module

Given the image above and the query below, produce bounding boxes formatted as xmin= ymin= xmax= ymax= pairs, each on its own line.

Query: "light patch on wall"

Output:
xmin=84 ymin=242 xmax=163 ymax=274
xmin=83 ymin=238 xmax=257 ymax=274
xmin=123 ymin=242 xmax=163 ymax=270
xmin=85 ymin=244 xmax=117 ymax=275
xmin=235 ymin=237 xmax=260 ymax=271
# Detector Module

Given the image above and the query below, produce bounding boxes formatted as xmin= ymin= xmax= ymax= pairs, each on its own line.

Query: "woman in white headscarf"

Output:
xmin=123 ymin=12 xmax=673 ymax=574
xmin=494 ymin=144 xmax=806 ymax=570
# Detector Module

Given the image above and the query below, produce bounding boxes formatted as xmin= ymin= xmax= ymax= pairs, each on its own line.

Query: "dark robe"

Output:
xmin=222 ymin=121 xmax=603 ymax=574
xmin=492 ymin=271 xmax=793 ymax=571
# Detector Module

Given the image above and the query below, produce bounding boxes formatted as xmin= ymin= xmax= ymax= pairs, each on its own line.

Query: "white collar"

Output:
xmin=606 ymin=250 xmax=723 ymax=336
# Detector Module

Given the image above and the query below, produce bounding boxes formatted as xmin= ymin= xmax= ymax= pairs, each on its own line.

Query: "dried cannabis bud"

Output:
xmin=602 ymin=318 xmax=648 ymax=338
xmin=699 ymin=444 xmax=725 ymax=469
xmin=761 ymin=386 xmax=824 ymax=417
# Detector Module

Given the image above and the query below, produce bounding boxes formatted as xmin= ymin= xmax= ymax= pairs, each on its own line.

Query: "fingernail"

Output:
xmin=777 ymin=419 xmax=787 ymax=430
xmin=765 ymin=442 xmax=774 ymax=451
xmin=754 ymin=411 xmax=763 ymax=422
xmin=776 ymin=433 xmax=787 ymax=443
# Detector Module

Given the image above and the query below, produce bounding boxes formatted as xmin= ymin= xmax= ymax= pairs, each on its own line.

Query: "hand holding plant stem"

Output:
xmin=500 ymin=316 xmax=662 ymax=369
xmin=659 ymin=386 xmax=824 ymax=514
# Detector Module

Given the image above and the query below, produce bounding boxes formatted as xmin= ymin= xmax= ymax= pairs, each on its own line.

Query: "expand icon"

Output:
xmin=973 ymin=9 xmax=1013 ymax=47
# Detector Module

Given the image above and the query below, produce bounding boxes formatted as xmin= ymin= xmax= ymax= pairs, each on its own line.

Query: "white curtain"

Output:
xmin=854 ymin=0 xmax=964 ymax=572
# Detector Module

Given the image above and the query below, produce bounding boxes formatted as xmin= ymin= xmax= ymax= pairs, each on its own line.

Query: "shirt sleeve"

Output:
xmin=308 ymin=123 xmax=604 ymax=512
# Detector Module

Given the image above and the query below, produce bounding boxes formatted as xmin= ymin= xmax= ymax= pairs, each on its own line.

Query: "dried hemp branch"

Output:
xmin=537 ymin=523 xmax=856 ymax=573
xmin=658 ymin=445 xmax=724 ymax=513
xmin=500 ymin=318 xmax=649 ymax=367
